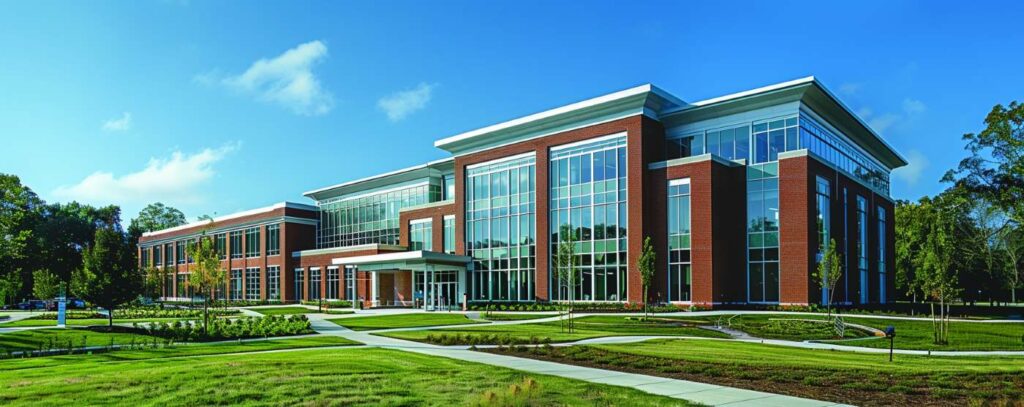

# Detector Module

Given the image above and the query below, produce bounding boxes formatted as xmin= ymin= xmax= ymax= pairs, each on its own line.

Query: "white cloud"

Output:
xmin=868 ymin=113 xmax=900 ymax=133
xmin=102 ymin=112 xmax=133 ymax=132
xmin=902 ymin=98 xmax=926 ymax=115
xmin=892 ymin=149 xmax=929 ymax=186
xmin=53 ymin=143 xmax=239 ymax=206
xmin=202 ymin=40 xmax=333 ymax=116
xmin=838 ymin=82 xmax=862 ymax=95
xmin=377 ymin=83 xmax=436 ymax=122
xmin=861 ymin=97 xmax=927 ymax=134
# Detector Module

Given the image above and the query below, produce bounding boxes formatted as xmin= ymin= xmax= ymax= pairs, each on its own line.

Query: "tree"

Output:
xmin=32 ymin=269 xmax=60 ymax=300
xmin=637 ymin=236 xmax=656 ymax=318
xmin=130 ymin=203 xmax=186 ymax=234
xmin=0 ymin=174 xmax=43 ymax=302
xmin=1001 ymin=226 xmax=1024 ymax=303
xmin=143 ymin=266 xmax=171 ymax=300
xmin=554 ymin=224 xmax=579 ymax=333
xmin=0 ymin=272 xmax=23 ymax=307
xmin=73 ymin=224 xmax=143 ymax=328
xmin=186 ymin=220 xmax=225 ymax=335
xmin=918 ymin=194 xmax=966 ymax=345
xmin=813 ymin=238 xmax=843 ymax=318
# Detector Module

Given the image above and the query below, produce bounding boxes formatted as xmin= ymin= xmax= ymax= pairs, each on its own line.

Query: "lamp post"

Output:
xmin=885 ymin=325 xmax=896 ymax=362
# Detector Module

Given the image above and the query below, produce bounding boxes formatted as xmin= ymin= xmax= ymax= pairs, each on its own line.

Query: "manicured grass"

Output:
xmin=480 ymin=313 xmax=555 ymax=321
xmin=1 ymin=317 xmax=187 ymax=328
xmin=381 ymin=315 xmax=730 ymax=344
xmin=726 ymin=314 xmax=874 ymax=341
xmin=248 ymin=306 xmax=318 ymax=316
xmin=497 ymin=338 xmax=1024 ymax=406
xmin=329 ymin=313 xmax=482 ymax=331
xmin=0 ymin=328 xmax=161 ymax=352
xmin=0 ymin=348 xmax=690 ymax=406
xmin=825 ymin=317 xmax=1024 ymax=351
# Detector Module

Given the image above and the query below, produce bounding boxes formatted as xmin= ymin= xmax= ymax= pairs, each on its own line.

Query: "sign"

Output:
xmin=56 ymin=283 xmax=67 ymax=328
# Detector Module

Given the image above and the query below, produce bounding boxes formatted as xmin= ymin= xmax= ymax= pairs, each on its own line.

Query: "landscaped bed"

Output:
xmin=489 ymin=338 xmax=1024 ymax=406
xmin=0 ymin=348 xmax=692 ymax=406
xmin=249 ymin=306 xmax=353 ymax=316
xmin=328 ymin=313 xmax=483 ymax=331
xmin=480 ymin=313 xmax=555 ymax=321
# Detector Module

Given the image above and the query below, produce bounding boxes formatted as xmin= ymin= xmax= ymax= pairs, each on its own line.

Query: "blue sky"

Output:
xmin=2 ymin=1 xmax=1022 ymax=222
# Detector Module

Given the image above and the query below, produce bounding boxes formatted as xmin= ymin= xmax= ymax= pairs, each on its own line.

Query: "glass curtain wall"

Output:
xmin=550 ymin=135 xmax=627 ymax=302
xmin=877 ymin=207 xmax=887 ymax=304
xmin=317 ymin=183 xmax=440 ymax=248
xmin=747 ymin=163 xmax=780 ymax=303
xmin=667 ymin=179 xmax=692 ymax=302
xmin=857 ymin=196 xmax=869 ymax=304
xmin=466 ymin=155 xmax=536 ymax=302
xmin=409 ymin=220 xmax=432 ymax=251
xmin=816 ymin=176 xmax=832 ymax=303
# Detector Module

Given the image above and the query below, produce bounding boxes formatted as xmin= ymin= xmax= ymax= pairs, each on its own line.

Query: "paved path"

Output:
xmin=307 ymin=314 xmax=848 ymax=407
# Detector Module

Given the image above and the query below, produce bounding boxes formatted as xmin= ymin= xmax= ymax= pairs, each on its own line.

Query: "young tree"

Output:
xmin=186 ymin=221 xmax=225 ymax=335
xmin=554 ymin=224 xmax=579 ymax=333
xmin=1001 ymin=226 xmax=1024 ymax=303
xmin=0 ymin=272 xmax=23 ymax=307
xmin=918 ymin=195 xmax=964 ymax=345
xmin=32 ymin=269 xmax=60 ymax=300
xmin=143 ymin=266 xmax=170 ymax=300
xmin=813 ymin=238 xmax=843 ymax=318
xmin=73 ymin=225 xmax=143 ymax=328
xmin=637 ymin=236 xmax=656 ymax=319
xmin=895 ymin=200 xmax=926 ymax=302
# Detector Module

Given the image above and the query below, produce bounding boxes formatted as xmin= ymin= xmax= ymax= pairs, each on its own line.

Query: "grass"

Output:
xmin=1 ymin=317 xmax=187 ymax=328
xmin=381 ymin=315 xmax=730 ymax=344
xmin=248 ymin=306 xmax=319 ymax=316
xmin=0 ymin=347 xmax=691 ymax=406
xmin=0 ymin=328 xmax=161 ymax=353
xmin=480 ymin=313 xmax=555 ymax=321
xmin=496 ymin=338 xmax=1024 ymax=406
xmin=329 ymin=313 xmax=482 ymax=331
xmin=823 ymin=316 xmax=1024 ymax=351
xmin=725 ymin=314 xmax=874 ymax=340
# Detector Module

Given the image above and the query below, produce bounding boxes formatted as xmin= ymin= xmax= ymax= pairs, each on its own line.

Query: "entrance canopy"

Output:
xmin=330 ymin=250 xmax=471 ymax=272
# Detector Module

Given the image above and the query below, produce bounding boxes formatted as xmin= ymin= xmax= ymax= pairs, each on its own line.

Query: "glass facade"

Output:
xmin=748 ymin=163 xmax=780 ymax=303
xmin=409 ymin=219 xmax=432 ymax=251
xmin=245 ymin=227 xmax=260 ymax=257
xmin=442 ymin=173 xmax=455 ymax=201
xmin=229 ymin=269 xmax=242 ymax=300
xmin=317 ymin=183 xmax=440 ymax=248
xmin=265 ymin=224 xmax=280 ymax=256
xmin=230 ymin=231 xmax=242 ymax=259
xmin=878 ymin=207 xmax=887 ymax=304
xmin=550 ymin=135 xmax=628 ymax=302
xmin=326 ymin=267 xmax=340 ymax=299
xmin=667 ymin=179 xmax=692 ymax=302
xmin=443 ymin=216 xmax=455 ymax=254
xmin=816 ymin=176 xmax=832 ymax=303
xmin=245 ymin=267 xmax=261 ymax=300
xmin=799 ymin=115 xmax=890 ymax=194
xmin=857 ymin=195 xmax=869 ymax=303
xmin=267 ymin=266 xmax=280 ymax=300
xmin=466 ymin=154 xmax=536 ymax=302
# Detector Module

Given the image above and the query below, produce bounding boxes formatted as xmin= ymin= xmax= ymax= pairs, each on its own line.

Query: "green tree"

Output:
xmin=0 ymin=272 xmax=23 ymax=307
xmin=1001 ymin=227 xmax=1024 ymax=303
xmin=186 ymin=220 xmax=225 ymax=335
xmin=554 ymin=224 xmax=579 ymax=333
xmin=895 ymin=200 xmax=927 ymax=302
xmin=72 ymin=224 xmax=143 ymax=328
xmin=129 ymin=203 xmax=186 ymax=234
xmin=31 ymin=269 xmax=60 ymax=300
xmin=813 ymin=238 xmax=843 ymax=318
xmin=0 ymin=174 xmax=43 ymax=302
xmin=143 ymin=266 xmax=171 ymax=300
xmin=637 ymin=236 xmax=656 ymax=318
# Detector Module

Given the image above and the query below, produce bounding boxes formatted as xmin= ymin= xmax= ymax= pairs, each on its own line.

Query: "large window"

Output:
xmin=265 ymin=224 xmax=280 ymax=256
xmin=317 ymin=183 xmax=440 ymax=248
xmin=409 ymin=219 xmax=432 ymax=251
xmin=152 ymin=246 xmax=161 ymax=266
xmin=230 ymin=231 xmax=242 ymax=259
xmin=230 ymin=269 xmax=242 ymax=300
xmin=857 ymin=196 xmax=869 ymax=304
xmin=705 ymin=125 xmax=751 ymax=161
xmin=293 ymin=269 xmax=305 ymax=301
xmin=442 ymin=174 xmax=455 ymax=201
xmin=164 ymin=244 xmax=172 ymax=267
xmin=878 ymin=206 xmax=887 ymax=304
xmin=748 ymin=163 xmax=780 ymax=303
xmin=751 ymin=117 xmax=799 ymax=164
xmin=308 ymin=268 xmax=321 ymax=300
xmin=267 ymin=266 xmax=280 ymax=300
xmin=467 ymin=154 xmax=536 ymax=302
xmin=550 ymin=134 xmax=627 ymax=302
xmin=800 ymin=115 xmax=891 ymax=194
xmin=668 ymin=179 xmax=692 ymax=302
xmin=246 ymin=267 xmax=261 ymax=300
xmin=141 ymin=249 xmax=150 ymax=267
xmin=326 ymin=267 xmax=340 ymax=300
xmin=215 ymin=234 xmax=226 ymax=260
xmin=177 ymin=274 xmax=188 ymax=298
xmin=245 ymin=227 xmax=260 ymax=258
xmin=176 ymin=241 xmax=185 ymax=264
xmin=816 ymin=176 xmax=832 ymax=304
xmin=443 ymin=215 xmax=455 ymax=254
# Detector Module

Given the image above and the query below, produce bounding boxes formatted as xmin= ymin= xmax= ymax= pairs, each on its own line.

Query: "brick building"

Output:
xmin=138 ymin=77 xmax=905 ymax=308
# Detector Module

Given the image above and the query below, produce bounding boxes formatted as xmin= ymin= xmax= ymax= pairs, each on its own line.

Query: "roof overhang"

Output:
xmin=303 ymin=157 xmax=454 ymax=202
xmin=433 ymin=84 xmax=685 ymax=157
xmin=331 ymin=250 xmax=471 ymax=272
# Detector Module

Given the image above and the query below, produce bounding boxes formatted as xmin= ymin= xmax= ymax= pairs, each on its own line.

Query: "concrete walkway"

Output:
xmin=306 ymin=315 xmax=849 ymax=407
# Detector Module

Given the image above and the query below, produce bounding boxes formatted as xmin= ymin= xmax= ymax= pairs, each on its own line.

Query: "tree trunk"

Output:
xmin=203 ymin=294 xmax=209 ymax=336
xmin=108 ymin=306 xmax=114 ymax=329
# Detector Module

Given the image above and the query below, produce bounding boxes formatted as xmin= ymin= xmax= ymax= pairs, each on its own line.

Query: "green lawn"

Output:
xmin=500 ymin=338 xmax=1024 ymax=406
xmin=329 ymin=313 xmax=482 ymax=331
xmin=725 ymin=314 xmax=874 ymax=341
xmin=480 ymin=313 xmax=555 ymax=321
xmin=381 ymin=315 xmax=730 ymax=344
xmin=0 ymin=328 xmax=161 ymax=353
xmin=1 ymin=317 xmax=187 ymax=328
xmin=0 ymin=347 xmax=690 ymax=406
xmin=248 ymin=306 xmax=318 ymax=316
xmin=826 ymin=317 xmax=1024 ymax=351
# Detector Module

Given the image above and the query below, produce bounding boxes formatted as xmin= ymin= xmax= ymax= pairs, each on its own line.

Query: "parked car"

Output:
xmin=16 ymin=300 xmax=46 ymax=310
xmin=44 ymin=298 xmax=88 ymax=311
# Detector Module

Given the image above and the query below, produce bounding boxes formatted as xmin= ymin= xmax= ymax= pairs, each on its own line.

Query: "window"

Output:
xmin=176 ymin=241 xmax=186 ymax=264
xmin=177 ymin=274 xmax=188 ymax=298
xmin=164 ymin=244 xmax=172 ymax=267
xmin=245 ymin=227 xmax=260 ymax=258
xmin=246 ymin=267 xmax=261 ymax=300
xmin=308 ymin=268 xmax=321 ymax=300
xmin=467 ymin=153 xmax=537 ymax=302
xmin=878 ymin=206 xmax=887 ymax=304
xmin=751 ymin=117 xmax=799 ymax=164
xmin=267 ymin=266 xmax=280 ymax=300
xmin=294 ymin=269 xmax=305 ymax=301
xmin=187 ymin=239 xmax=195 ymax=263
xmin=164 ymin=274 xmax=174 ymax=298
xmin=152 ymin=246 xmax=161 ymax=266
xmin=230 ymin=269 xmax=243 ymax=300
xmin=443 ymin=215 xmax=455 ymax=254
xmin=344 ymin=266 xmax=355 ymax=300
xmin=230 ymin=231 xmax=243 ymax=259
xmin=550 ymin=135 xmax=627 ymax=302
xmin=326 ymin=267 xmax=340 ymax=300
xmin=141 ymin=248 xmax=150 ymax=267
xmin=316 ymin=183 xmax=441 ymax=249
xmin=748 ymin=163 xmax=780 ymax=303
xmin=668 ymin=179 xmax=692 ymax=302
xmin=704 ymin=125 xmax=751 ymax=161
xmin=799 ymin=115 xmax=891 ymax=195
xmin=665 ymin=132 xmax=704 ymax=160
xmin=442 ymin=174 xmax=455 ymax=201
xmin=815 ymin=176 xmax=832 ymax=304
xmin=265 ymin=224 xmax=280 ymax=256
xmin=409 ymin=219 xmax=432 ymax=251
xmin=215 ymin=234 xmax=226 ymax=260
xmin=857 ymin=196 xmax=869 ymax=304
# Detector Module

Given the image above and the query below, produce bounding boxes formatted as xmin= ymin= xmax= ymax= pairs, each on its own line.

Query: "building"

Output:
xmin=138 ymin=76 xmax=906 ymax=308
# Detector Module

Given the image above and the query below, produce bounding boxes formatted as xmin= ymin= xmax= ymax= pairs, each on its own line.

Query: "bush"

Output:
xmin=147 ymin=315 xmax=312 ymax=342
xmin=300 ymin=300 xmax=353 ymax=308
